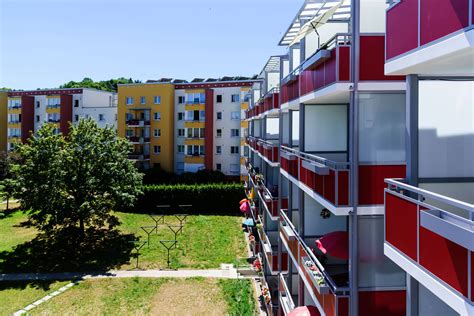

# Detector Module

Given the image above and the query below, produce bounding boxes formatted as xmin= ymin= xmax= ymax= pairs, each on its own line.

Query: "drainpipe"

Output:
xmin=349 ymin=0 xmax=360 ymax=315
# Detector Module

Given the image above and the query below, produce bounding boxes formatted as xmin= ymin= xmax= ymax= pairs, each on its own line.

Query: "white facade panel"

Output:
xmin=419 ymin=80 xmax=474 ymax=178
xmin=304 ymin=105 xmax=347 ymax=152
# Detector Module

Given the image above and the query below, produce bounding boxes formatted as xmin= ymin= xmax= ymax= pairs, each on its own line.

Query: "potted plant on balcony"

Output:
xmin=304 ymin=260 xmax=326 ymax=286
xmin=261 ymin=286 xmax=271 ymax=305
xmin=255 ymin=173 xmax=265 ymax=187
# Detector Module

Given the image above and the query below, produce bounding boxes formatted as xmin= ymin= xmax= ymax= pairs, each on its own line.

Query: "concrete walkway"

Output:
xmin=0 ymin=265 xmax=240 ymax=282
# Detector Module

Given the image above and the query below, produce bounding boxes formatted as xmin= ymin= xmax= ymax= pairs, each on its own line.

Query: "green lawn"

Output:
xmin=116 ymin=212 xmax=248 ymax=269
xmin=0 ymin=210 xmax=36 ymax=253
xmin=0 ymin=211 xmax=247 ymax=271
xmin=31 ymin=277 xmax=257 ymax=315
xmin=0 ymin=280 xmax=70 ymax=316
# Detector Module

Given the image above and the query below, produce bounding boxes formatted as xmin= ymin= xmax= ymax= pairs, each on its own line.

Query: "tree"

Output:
xmin=0 ymin=151 xmax=20 ymax=212
xmin=15 ymin=120 xmax=142 ymax=237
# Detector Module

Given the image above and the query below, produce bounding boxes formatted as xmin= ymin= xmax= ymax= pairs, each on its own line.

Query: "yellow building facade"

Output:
xmin=117 ymin=83 xmax=175 ymax=173
xmin=0 ymin=91 xmax=8 ymax=152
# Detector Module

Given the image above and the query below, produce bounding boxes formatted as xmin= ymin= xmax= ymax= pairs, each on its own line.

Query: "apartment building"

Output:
xmin=4 ymin=88 xmax=117 ymax=151
xmin=117 ymin=82 xmax=175 ymax=172
xmin=0 ymin=91 xmax=8 ymax=152
xmin=383 ymin=1 xmax=474 ymax=316
xmin=117 ymin=79 xmax=256 ymax=175
xmin=244 ymin=0 xmax=411 ymax=315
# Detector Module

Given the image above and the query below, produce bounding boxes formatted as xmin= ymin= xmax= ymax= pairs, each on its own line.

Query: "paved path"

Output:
xmin=0 ymin=266 xmax=240 ymax=282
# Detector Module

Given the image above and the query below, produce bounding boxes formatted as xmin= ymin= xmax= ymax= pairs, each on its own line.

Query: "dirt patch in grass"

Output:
xmin=150 ymin=278 xmax=228 ymax=316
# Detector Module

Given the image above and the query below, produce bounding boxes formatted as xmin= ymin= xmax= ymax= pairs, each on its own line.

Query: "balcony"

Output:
xmin=384 ymin=179 xmax=474 ymax=311
xmin=280 ymin=210 xmax=350 ymax=315
xmin=126 ymin=136 xmax=150 ymax=144
xmin=299 ymin=34 xmax=351 ymax=101
xmin=279 ymin=274 xmax=296 ymax=315
xmin=47 ymin=119 xmax=61 ymax=123
xmin=280 ymin=67 xmax=301 ymax=106
xmin=251 ymin=139 xmax=279 ymax=166
xmin=8 ymin=105 xmax=21 ymax=110
xmin=8 ymin=120 xmax=21 ymax=124
xmin=258 ymin=228 xmax=288 ymax=274
xmin=128 ymin=153 xmax=150 ymax=161
xmin=126 ymin=119 xmax=151 ymax=127
xmin=263 ymin=88 xmax=280 ymax=113
xmin=385 ymin=0 xmax=474 ymax=75
xmin=46 ymin=104 xmax=61 ymax=109
xmin=281 ymin=146 xmax=351 ymax=215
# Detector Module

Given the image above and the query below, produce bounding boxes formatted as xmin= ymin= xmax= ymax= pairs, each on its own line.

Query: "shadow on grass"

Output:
xmin=0 ymin=227 xmax=136 ymax=276
xmin=0 ymin=206 xmax=21 ymax=220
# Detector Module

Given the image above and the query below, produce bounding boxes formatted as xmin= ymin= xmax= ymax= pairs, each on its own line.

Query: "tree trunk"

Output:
xmin=79 ymin=218 xmax=85 ymax=237
xmin=6 ymin=198 xmax=9 ymax=212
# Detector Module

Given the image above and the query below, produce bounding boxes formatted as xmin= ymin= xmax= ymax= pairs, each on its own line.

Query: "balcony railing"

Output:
xmin=46 ymin=104 xmax=61 ymax=109
xmin=8 ymin=105 xmax=21 ymax=109
xmin=126 ymin=119 xmax=151 ymax=127
xmin=299 ymin=34 xmax=351 ymax=96
xmin=280 ymin=146 xmax=299 ymax=179
xmin=281 ymin=66 xmax=301 ymax=104
xmin=385 ymin=179 xmax=473 ymax=301
xmin=258 ymin=139 xmax=279 ymax=164
xmin=280 ymin=210 xmax=350 ymax=302
xmin=263 ymin=87 xmax=280 ymax=113
xmin=47 ymin=119 xmax=60 ymax=123
xmin=279 ymin=274 xmax=295 ymax=315
xmin=128 ymin=153 xmax=150 ymax=160
xmin=126 ymin=136 xmax=150 ymax=143
xmin=386 ymin=0 xmax=473 ymax=61
xmin=8 ymin=120 xmax=21 ymax=124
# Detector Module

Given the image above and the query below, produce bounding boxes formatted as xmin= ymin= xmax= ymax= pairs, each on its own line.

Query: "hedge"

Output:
xmin=125 ymin=183 xmax=245 ymax=215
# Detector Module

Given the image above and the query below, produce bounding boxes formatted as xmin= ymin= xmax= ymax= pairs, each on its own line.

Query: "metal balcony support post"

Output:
xmin=406 ymin=275 xmax=419 ymax=316
xmin=298 ymin=103 xmax=305 ymax=307
xmin=406 ymin=75 xmax=419 ymax=187
xmin=349 ymin=0 xmax=360 ymax=315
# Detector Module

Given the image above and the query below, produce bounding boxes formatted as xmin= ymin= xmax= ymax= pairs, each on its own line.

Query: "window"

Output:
xmin=74 ymin=115 xmax=79 ymax=122
xmin=217 ymin=112 xmax=222 ymax=120
xmin=154 ymin=112 xmax=161 ymax=120
xmin=126 ymin=97 xmax=134 ymax=105
xmin=177 ymin=145 xmax=185 ymax=154
xmin=47 ymin=113 xmax=60 ymax=122
xmin=99 ymin=114 xmax=105 ymax=121
xmin=200 ymin=128 xmax=205 ymax=138
xmin=230 ymin=164 xmax=239 ymax=173
xmin=231 ymin=94 xmax=240 ymax=102
xmin=36 ymin=101 xmax=40 ymax=108
xmin=153 ymin=145 xmax=161 ymax=154
xmin=140 ymin=96 xmax=146 ymax=104
xmin=199 ymin=145 xmax=204 ymax=155
xmin=187 ymin=145 xmax=203 ymax=156
xmin=153 ymin=96 xmax=161 ymax=104
xmin=216 ymin=129 xmax=222 ymax=137
xmin=216 ymin=95 xmax=222 ymax=103
xmin=216 ymin=146 xmax=222 ymax=154
xmin=231 ymin=111 xmax=240 ymax=120
xmin=178 ymin=128 xmax=185 ymax=137
xmin=74 ymin=100 xmax=79 ymax=107
xmin=187 ymin=93 xmax=205 ymax=104
xmin=231 ymin=129 xmax=239 ymax=137
xmin=36 ymin=115 xmax=40 ymax=122
xmin=230 ymin=146 xmax=239 ymax=154
xmin=178 ymin=112 xmax=184 ymax=120
xmin=216 ymin=163 xmax=221 ymax=171
xmin=178 ymin=96 xmax=185 ymax=104
xmin=126 ymin=129 xmax=133 ymax=137
xmin=154 ymin=129 xmax=161 ymax=137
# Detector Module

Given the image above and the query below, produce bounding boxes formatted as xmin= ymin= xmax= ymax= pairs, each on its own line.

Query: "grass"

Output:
xmin=0 ymin=209 xmax=36 ymax=253
xmin=116 ymin=212 xmax=248 ymax=270
xmin=0 ymin=210 xmax=248 ymax=271
xmin=219 ymin=279 xmax=257 ymax=316
xmin=31 ymin=277 xmax=256 ymax=315
xmin=0 ymin=280 xmax=69 ymax=315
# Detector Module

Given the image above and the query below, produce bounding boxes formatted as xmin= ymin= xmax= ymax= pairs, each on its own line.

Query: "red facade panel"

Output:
xmin=204 ymin=89 xmax=214 ymax=170
xmin=386 ymin=0 xmax=419 ymax=60
xmin=337 ymin=297 xmax=349 ymax=316
xmin=358 ymin=291 xmax=406 ymax=316
xmin=21 ymin=96 xmax=35 ymax=143
xmin=358 ymin=165 xmax=406 ymax=205
xmin=385 ymin=192 xmax=418 ymax=260
xmin=60 ymin=94 xmax=73 ymax=136
xmin=420 ymin=0 xmax=469 ymax=45
xmin=419 ymin=227 xmax=469 ymax=297
xmin=338 ymin=46 xmax=350 ymax=81
xmin=360 ymin=36 xmax=405 ymax=81
xmin=337 ymin=170 xmax=349 ymax=205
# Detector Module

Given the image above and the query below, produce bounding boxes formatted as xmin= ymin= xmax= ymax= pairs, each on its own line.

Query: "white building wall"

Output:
xmin=174 ymin=90 xmax=186 ymax=173
xmin=213 ymin=87 xmax=242 ymax=176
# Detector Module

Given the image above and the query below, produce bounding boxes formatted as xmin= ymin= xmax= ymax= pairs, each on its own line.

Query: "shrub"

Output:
xmin=125 ymin=183 xmax=245 ymax=215
xmin=142 ymin=167 xmax=239 ymax=185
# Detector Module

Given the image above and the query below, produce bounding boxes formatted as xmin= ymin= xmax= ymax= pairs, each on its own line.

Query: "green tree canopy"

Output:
xmin=14 ymin=120 xmax=142 ymax=236
xmin=59 ymin=77 xmax=141 ymax=92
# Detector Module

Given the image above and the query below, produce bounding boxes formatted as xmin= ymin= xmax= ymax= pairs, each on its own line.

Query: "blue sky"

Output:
xmin=0 ymin=0 xmax=299 ymax=90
